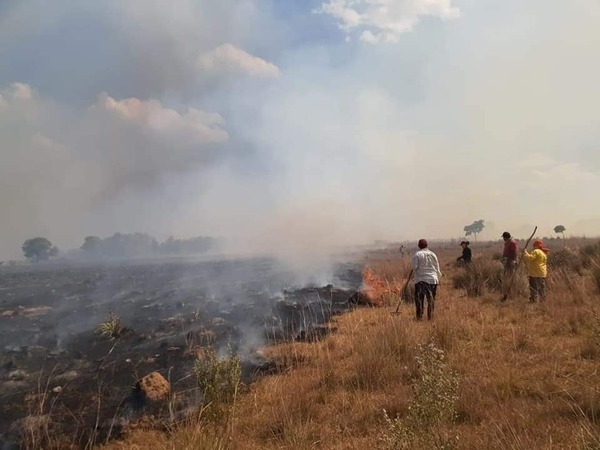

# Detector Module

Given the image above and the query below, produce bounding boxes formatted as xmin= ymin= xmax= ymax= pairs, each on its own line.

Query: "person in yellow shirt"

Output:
xmin=522 ymin=239 xmax=549 ymax=302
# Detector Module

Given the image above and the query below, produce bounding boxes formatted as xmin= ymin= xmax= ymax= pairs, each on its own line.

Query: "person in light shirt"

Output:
xmin=412 ymin=239 xmax=443 ymax=320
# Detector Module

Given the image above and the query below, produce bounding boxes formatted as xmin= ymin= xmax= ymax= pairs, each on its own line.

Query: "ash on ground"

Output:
xmin=0 ymin=257 xmax=366 ymax=447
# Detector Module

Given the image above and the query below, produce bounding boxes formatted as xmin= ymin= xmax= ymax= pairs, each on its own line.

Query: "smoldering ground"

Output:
xmin=0 ymin=256 xmax=365 ymax=446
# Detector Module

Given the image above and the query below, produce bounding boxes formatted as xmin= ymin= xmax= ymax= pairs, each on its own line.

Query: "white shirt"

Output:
xmin=412 ymin=249 xmax=442 ymax=284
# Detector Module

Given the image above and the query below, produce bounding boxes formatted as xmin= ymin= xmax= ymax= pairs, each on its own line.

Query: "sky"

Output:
xmin=1 ymin=0 xmax=599 ymax=260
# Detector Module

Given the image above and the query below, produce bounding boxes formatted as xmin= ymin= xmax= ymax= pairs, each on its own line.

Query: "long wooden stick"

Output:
xmin=502 ymin=226 xmax=538 ymax=301
xmin=393 ymin=269 xmax=413 ymax=314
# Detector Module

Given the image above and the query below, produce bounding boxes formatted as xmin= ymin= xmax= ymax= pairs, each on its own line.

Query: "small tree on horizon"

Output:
xmin=464 ymin=220 xmax=485 ymax=240
xmin=22 ymin=237 xmax=58 ymax=263
xmin=554 ymin=225 xmax=566 ymax=239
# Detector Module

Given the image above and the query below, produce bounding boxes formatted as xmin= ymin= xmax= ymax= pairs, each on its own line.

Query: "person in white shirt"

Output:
xmin=412 ymin=239 xmax=442 ymax=320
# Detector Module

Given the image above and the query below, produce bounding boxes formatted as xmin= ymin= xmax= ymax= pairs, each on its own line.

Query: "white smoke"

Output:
xmin=1 ymin=0 xmax=600 ymax=260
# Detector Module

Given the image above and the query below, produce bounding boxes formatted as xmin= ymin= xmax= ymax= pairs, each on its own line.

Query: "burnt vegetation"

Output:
xmin=0 ymin=257 xmax=363 ymax=448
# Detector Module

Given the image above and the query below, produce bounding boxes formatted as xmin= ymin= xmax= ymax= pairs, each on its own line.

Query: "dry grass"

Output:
xmin=100 ymin=425 xmax=230 ymax=450
xmin=451 ymin=258 xmax=504 ymax=296
xmin=96 ymin=238 xmax=600 ymax=449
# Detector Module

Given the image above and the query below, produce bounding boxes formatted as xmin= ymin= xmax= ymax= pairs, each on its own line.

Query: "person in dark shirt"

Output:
xmin=457 ymin=241 xmax=472 ymax=264
xmin=501 ymin=231 xmax=518 ymax=273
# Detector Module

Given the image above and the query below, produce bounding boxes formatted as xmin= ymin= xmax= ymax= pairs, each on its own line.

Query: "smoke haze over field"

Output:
xmin=1 ymin=0 xmax=600 ymax=260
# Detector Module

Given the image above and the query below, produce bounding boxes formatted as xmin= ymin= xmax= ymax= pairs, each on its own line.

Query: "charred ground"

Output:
xmin=0 ymin=257 xmax=364 ymax=447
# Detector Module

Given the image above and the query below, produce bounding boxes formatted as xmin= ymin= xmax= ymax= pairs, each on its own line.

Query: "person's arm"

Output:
xmin=412 ymin=254 xmax=419 ymax=271
xmin=433 ymin=254 xmax=443 ymax=279
xmin=522 ymin=249 xmax=534 ymax=261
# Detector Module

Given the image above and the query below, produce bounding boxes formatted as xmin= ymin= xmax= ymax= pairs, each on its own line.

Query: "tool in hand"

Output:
xmin=392 ymin=269 xmax=413 ymax=315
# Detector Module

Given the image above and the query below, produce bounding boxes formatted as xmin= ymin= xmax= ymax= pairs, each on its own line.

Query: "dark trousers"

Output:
xmin=415 ymin=282 xmax=438 ymax=320
xmin=504 ymin=260 xmax=517 ymax=274
xmin=529 ymin=277 xmax=546 ymax=302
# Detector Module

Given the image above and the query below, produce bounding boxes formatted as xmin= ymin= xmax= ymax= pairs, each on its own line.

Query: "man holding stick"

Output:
xmin=412 ymin=239 xmax=442 ymax=320
xmin=523 ymin=239 xmax=549 ymax=302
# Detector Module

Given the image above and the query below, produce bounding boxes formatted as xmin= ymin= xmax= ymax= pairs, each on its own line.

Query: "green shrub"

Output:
xmin=194 ymin=347 xmax=242 ymax=421
xmin=381 ymin=341 xmax=460 ymax=449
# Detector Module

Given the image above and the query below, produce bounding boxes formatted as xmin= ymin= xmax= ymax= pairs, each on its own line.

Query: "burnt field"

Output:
xmin=0 ymin=257 xmax=364 ymax=448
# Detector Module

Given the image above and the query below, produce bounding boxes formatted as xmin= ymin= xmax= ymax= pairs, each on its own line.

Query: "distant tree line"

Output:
xmin=21 ymin=233 xmax=217 ymax=263
xmin=80 ymin=233 xmax=217 ymax=259
xmin=159 ymin=236 xmax=216 ymax=256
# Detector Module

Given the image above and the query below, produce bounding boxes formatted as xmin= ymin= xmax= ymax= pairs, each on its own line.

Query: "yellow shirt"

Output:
xmin=522 ymin=248 xmax=548 ymax=278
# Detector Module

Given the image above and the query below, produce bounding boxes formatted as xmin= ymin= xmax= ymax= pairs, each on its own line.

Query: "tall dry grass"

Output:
xmin=451 ymin=259 xmax=504 ymax=297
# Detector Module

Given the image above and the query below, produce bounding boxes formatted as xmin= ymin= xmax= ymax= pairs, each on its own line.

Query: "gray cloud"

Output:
xmin=0 ymin=0 xmax=283 ymax=102
xmin=0 ymin=84 xmax=230 ymax=258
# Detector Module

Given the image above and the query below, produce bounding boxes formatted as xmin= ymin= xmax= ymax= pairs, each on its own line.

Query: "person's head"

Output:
xmin=418 ymin=239 xmax=428 ymax=249
xmin=502 ymin=231 xmax=511 ymax=241
xmin=460 ymin=241 xmax=470 ymax=248
xmin=533 ymin=239 xmax=550 ymax=254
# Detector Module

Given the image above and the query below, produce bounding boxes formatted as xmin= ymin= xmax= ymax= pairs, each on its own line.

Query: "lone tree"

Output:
xmin=464 ymin=219 xmax=485 ymax=240
xmin=554 ymin=225 xmax=566 ymax=239
xmin=22 ymin=237 xmax=58 ymax=262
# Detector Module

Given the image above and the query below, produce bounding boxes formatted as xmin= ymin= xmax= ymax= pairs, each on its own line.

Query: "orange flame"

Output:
xmin=361 ymin=267 xmax=403 ymax=307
